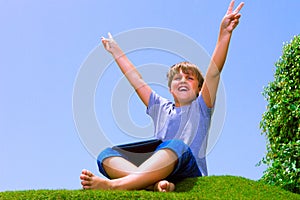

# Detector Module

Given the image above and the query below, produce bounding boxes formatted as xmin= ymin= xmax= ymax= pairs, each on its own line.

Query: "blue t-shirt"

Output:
xmin=146 ymin=91 xmax=213 ymax=176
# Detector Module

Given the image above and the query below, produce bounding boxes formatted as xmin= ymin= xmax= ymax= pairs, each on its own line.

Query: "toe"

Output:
xmin=81 ymin=169 xmax=94 ymax=177
xmin=155 ymin=180 xmax=175 ymax=192
xmin=85 ymin=169 xmax=94 ymax=177
xmin=80 ymin=173 xmax=92 ymax=181
xmin=159 ymin=181 xmax=168 ymax=192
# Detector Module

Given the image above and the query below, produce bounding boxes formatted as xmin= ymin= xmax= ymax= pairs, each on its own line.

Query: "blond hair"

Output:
xmin=167 ymin=61 xmax=204 ymax=88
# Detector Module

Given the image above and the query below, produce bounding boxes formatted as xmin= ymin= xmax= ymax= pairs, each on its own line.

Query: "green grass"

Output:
xmin=0 ymin=176 xmax=299 ymax=199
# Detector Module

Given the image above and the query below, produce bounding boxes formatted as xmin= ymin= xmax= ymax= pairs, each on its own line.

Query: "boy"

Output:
xmin=80 ymin=0 xmax=244 ymax=192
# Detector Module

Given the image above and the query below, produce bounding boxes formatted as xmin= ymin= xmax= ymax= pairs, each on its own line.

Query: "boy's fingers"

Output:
xmin=100 ymin=32 xmax=114 ymax=47
xmin=225 ymin=13 xmax=238 ymax=22
xmin=226 ymin=0 xmax=235 ymax=15
xmin=234 ymin=2 xmax=244 ymax=13
xmin=227 ymin=1 xmax=244 ymax=15
xmin=108 ymin=32 xmax=113 ymax=40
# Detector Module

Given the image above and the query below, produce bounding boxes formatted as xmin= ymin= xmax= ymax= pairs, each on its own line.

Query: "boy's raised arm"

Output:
xmin=102 ymin=33 xmax=152 ymax=107
xmin=201 ymin=0 xmax=244 ymax=108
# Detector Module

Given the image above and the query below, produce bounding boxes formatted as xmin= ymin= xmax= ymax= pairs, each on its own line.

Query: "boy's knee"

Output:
xmin=97 ymin=148 xmax=112 ymax=162
xmin=97 ymin=147 xmax=121 ymax=178
xmin=158 ymin=139 xmax=191 ymax=158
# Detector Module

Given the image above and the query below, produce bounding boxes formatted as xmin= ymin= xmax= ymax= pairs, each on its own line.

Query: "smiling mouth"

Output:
xmin=178 ymin=86 xmax=189 ymax=91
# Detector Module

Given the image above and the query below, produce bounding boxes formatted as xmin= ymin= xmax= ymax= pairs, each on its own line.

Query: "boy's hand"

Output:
xmin=221 ymin=1 xmax=244 ymax=34
xmin=101 ymin=32 xmax=122 ymax=57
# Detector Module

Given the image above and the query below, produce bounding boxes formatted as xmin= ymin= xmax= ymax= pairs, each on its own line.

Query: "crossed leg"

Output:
xmin=80 ymin=149 xmax=177 ymax=191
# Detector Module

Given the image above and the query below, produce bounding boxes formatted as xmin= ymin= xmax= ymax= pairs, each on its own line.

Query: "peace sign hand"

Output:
xmin=101 ymin=32 xmax=123 ymax=58
xmin=221 ymin=1 xmax=244 ymax=34
xmin=101 ymin=32 xmax=118 ymax=53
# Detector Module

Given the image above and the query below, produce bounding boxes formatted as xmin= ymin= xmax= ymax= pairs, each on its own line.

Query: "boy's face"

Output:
xmin=169 ymin=69 xmax=200 ymax=107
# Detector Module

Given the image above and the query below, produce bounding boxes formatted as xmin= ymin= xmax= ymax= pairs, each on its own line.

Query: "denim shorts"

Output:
xmin=97 ymin=139 xmax=202 ymax=182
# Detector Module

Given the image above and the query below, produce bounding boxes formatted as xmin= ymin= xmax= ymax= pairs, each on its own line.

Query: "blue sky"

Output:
xmin=1 ymin=0 xmax=299 ymax=191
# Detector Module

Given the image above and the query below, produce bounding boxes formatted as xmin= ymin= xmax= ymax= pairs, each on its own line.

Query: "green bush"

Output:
xmin=260 ymin=35 xmax=300 ymax=193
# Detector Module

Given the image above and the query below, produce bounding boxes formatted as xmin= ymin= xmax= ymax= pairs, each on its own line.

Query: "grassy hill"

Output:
xmin=0 ymin=176 xmax=299 ymax=199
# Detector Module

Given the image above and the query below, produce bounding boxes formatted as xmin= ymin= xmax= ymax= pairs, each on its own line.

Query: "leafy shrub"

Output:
xmin=260 ymin=35 xmax=300 ymax=193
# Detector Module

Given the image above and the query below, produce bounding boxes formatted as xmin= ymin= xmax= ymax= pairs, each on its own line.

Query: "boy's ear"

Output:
xmin=197 ymin=86 xmax=202 ymax=94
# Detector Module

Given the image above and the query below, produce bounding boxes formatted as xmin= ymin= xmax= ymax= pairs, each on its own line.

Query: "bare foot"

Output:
xmin=154 ymin=180 xmax=175 ymax=192
xmin=80 ymin=169 xmax=113 ymax=190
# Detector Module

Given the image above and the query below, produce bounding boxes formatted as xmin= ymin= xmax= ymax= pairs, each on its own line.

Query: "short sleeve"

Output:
xmin=197 ymin=93 xmax=213 ymax=118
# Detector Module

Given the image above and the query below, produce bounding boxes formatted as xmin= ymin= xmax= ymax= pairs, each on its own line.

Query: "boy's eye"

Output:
xmin=173 ymin=76 xmax=181 ymax=80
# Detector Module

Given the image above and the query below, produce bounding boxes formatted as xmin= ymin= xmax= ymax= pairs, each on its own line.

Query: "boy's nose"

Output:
xmin=180 ymin=77 xmax=187 ymax=82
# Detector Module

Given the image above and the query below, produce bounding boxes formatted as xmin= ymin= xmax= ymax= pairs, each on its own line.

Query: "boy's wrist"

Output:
xmin=218 ymin=29 xmax=232 ymax=42
xmin=111 ymin=46 xmax=124 ymax=60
